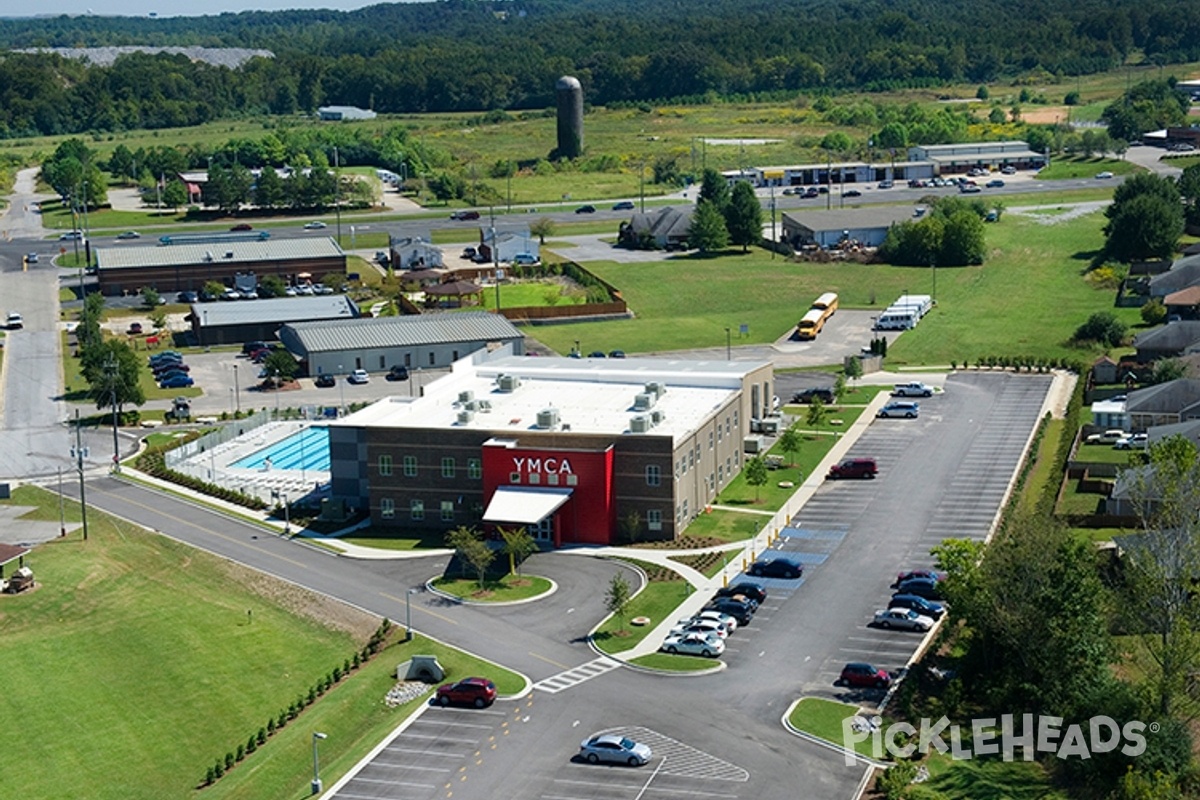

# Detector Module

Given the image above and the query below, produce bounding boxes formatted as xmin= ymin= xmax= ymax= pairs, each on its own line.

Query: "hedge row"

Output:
xmin=134 ymin=444 xmax=267 ymax=511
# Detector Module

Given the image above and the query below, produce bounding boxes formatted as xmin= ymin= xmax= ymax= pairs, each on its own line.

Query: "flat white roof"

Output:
xmin=483 ymin=487 xmax=572 ymax=524
xmin=335 ymin=354 xmax=766 ymax=444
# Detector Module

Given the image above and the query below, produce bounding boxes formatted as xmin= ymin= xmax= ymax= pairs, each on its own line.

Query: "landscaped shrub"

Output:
xmin=236 ymin=743 xmax=245 ymax=762
xmin=257 ymin=727 xmax=267 ymax=745
xmin=224 ymin=752 xmax=234 ymax=771
xmin=246 ymin=734 xmax=257 ymax=754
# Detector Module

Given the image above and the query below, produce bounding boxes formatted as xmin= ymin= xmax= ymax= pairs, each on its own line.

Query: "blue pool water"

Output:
xmin=233 ymin=426 xmax=331 ymax=472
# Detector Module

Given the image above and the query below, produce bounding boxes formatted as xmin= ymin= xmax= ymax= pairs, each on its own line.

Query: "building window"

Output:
xmin=688 ymin=450 xmax=694 ymax=470
xmin=734 ymin=410 xmax=739 ymax=428
xmin=682 ymin=498 xmax=689 ymax=519
xmin=381 ymin=498 xmax=394 ymax=519
xmin=717 ymin=424 xmax=722 ymax=441
xmin=509 ymin=471 xmax=521 ymax=483
xmin=453 ymin=350 xmax=459 ymax=360
xmin=410 ymin=500 xmax=424 ymax=520
xmin=468 ymin=459 xmax=482 ymax=479
xmin=708 ymin=431 xmax=714 ymax=450
xmin=528 ymin=473 xmax=541 ymax=485
xmin=404 ymin=353 xmax=412 ymax=367
xmin=441 ymin=501 xmax=454 ymax=521
xmin=718 ymin=464 xmax=724 ymax=482
xmin=378 ymin=454 xmax=393 ymax=476
xmin=403 ymin=455 xmax=417 ymax=477
xmin=441 ymin=457 xmax=456 ymax=478
xmin=646 ymin=464 xmax=661 ymax=487
xmin=681 ymin=456 xmax=688 ymax=475
xmin=547 ymin=473 xmax=559 ymax=485
xmin=566 ymin=474 xmax=578 ymax=486
xmin=648 ymin=509 xmax=662 ymax=531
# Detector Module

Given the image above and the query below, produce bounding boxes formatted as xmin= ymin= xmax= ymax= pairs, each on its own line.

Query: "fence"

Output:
xmin=164 ymin=409 xmax=272 ymax=469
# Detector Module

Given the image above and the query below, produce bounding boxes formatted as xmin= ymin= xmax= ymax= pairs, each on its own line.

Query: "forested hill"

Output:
xmin=2 ymin=0 xmax=1199 ymax=137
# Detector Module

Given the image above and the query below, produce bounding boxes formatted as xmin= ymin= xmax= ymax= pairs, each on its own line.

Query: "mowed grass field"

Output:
xmin=0 ymin=486 xmax=522 ymax=799
xmin=530 ymin=206 xmax=1134 ymax=364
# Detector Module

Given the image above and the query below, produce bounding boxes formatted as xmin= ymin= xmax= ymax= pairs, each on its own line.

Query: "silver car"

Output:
xmin=579 ymin=734 xmax=652 ymax=766
xmin=874 ymin=608 xmax=934 ymax=632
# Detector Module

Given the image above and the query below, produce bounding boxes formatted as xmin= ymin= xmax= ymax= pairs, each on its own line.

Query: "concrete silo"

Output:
xmin=555 ymin=75 xmax=584 ymax=159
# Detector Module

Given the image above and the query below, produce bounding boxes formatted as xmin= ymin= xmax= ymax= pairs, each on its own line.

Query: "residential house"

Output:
xmin=780 ymin=207 xmax=914 ymax=249
xmin=391 ymin=237 xmax=444 ymax=270
xmin=1133 ymin=321 xmax=1200 ymax=362
xmin=618 ymin=206 xmax=693 ymax=250
xmin=1148 ymin=255 xmax=1200 ymax=300
xmin=477 ymin=226 xmax=537 ymax=264
xmin=1164 ymin=286 xmax=1200 ymax=320
xmin=1125 ymin=378 xmax=1200 ymax=431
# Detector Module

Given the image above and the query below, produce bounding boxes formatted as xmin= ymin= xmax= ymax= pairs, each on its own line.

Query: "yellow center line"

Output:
xmin=527 ymin=651 xmax=571 ymax=670
xmin=380 ymin=592 xmax=459 ymax=624
xmin=91 ymin=484 xmax=309 ymax=569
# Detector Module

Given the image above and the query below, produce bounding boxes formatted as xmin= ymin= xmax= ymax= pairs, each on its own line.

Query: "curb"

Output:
xmin=780 ymin=697 xmax=890 ymax=769
xmin=423 ymin=575 xmax=558 ymax=607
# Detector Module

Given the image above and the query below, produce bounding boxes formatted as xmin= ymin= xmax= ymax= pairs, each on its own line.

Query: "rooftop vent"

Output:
xmin=457 ymin=409 xmax=475 ymax=425
xmin=650 ymin=409 xmax=666 ymax=425
xmin=477 ymin=400 xmax=492 ymax=412
xmin=458 ymin=390 xmax=475 ymax=404
xmin=536 ymin=408 xmax=560 ymax=429
xmin=630 ymin=415 xmax=651 ymax=433
xmin=224 ymin=251 xmax=234 ymax=259
xmin=633 ymin=392 xmax=655 ymax=411
xmin=497 ymin=374 xmax=521 ymax=392
xmin=645 ymin=381 xmax=667 ymax=399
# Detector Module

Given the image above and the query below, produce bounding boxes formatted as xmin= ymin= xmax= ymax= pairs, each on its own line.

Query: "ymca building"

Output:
xmin=327 ymin=348 xmax=773 ymax=546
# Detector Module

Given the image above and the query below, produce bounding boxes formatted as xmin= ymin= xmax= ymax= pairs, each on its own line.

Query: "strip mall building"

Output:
xmin=328 ymin=348 xmax=773 ymax=546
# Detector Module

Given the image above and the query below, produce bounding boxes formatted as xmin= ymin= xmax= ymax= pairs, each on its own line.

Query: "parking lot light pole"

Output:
xmin=311 ymin=732 xmax=327 ymax=794
xmin=282 ymin=493 xmax=290 ymax=535
xmin=338 ymin=364 xmax=345 ymax=415
xmin=725 ymin=328 xmax=732 ymax=361
xmin=405 ymin=588 xmax=418 ymax=641
xmin=233 ymin=364 xmax=240 ymax=415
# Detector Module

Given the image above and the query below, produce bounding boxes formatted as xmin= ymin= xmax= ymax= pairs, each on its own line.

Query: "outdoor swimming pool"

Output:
xmin=232 ymin=426 xmax=331 ymax=472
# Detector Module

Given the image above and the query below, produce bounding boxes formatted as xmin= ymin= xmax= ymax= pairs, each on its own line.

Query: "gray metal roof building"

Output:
xmin=94 ymin=237 xmax=348 ymax=296
xmin=190 ymin=295 xmax=360 ymax=346
xmin=781 ymin=207 xmax=917 ymax=248
xmin=279 ymin=312 xmax=525 ymax=376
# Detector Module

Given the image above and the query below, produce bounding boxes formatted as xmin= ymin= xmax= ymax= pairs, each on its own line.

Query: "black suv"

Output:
xmin=715 ymin=582 xmax=767 ymax=605
xmin=704 ymin=597 xmax=755 ymax=626
xmin=747 ymin=557 xmax=804 ymax=580
xmin=314 ymin=374 xmax=336 ymax=388
xmin=792 ymin=387 xmax=834 ymax=404
xmin=387 ymin=365 xmax=410 ymax=381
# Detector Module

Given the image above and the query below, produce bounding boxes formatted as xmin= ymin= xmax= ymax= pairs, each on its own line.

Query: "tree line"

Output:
xmin=2 ymin=0 xmax=1200 ymax=138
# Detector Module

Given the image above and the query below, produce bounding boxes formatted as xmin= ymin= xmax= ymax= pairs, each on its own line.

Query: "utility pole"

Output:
xmin=770 ymin=184 xmax=777 ymax=260
xmin=104 ymin=356 xmax=120 ymax=472
xmin=73 ymin=409 xmax=89 ymax=541
xmin=826 ymin=155 xmax=832 ymax=211
xmin=333 ymin=146 xmax=342 ymax=247
xmin=506 ymin=160 xmax=512 ymax=214
xmin=58 ymin=467 xmax=65 ymax=537
xmin=82 ymin=179 xmax=92 ymax=268
xmin=639 ymin=160 xmax=646 ymax=213
xmin=70 ymin=187 xmax=81 ymax=262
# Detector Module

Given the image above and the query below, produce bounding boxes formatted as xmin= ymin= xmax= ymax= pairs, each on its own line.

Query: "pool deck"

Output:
xmin=171 ymin=420 xmax=331 ymax=504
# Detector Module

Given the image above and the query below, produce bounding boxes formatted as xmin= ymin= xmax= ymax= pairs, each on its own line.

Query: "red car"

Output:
xmin=839 ymin=662 xmax=891 ymax=690
xmin=230 ymin=223 xmax=253 ymax=231
xmin=828 ymin=458 xmax=878 ymax=479
xmin=435 ymin=677 xmax=496 ymax=708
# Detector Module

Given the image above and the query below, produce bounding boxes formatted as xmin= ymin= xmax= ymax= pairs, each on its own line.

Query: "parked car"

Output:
xmin=670 ymin=618 xmax=729 ymax=640
xmin=1001 ymin=165 xmax=1017 ymax=175
xmin=314 ymin=374 xmax=336 ymax=388
xmin=689 ymin=609 xmax=739 ymax=632
xmin=714 ymin=582 xmax=767 ymax=605
xmin=660 ymin=631 xmax=725 ymax=658
xmin=152 ymin=362 xmax=189 ymax=375
xmin=243 ymin=341 xmax=268 ymax=355
xmin=895 ymin=569 xmax=945 ymax=586
xmin=985 ymin=179 xmax=1005 ymax=188
xmin=59 ymin=230 xmax=83 ymax=241
xmin=387 ymin=365 xmax=410 ymax=382
xmin=176 ymin=291 xmax=198 ymax=303
xmin=878 ymin=401 xmax=919 ymax=419
xmin=575 ymin=204 xmax=597 ymax=214
xmin=828 ymin=457 xmax=878 ymax=479
xmin=889 ymin=594 xmax=946 ymax=620
xmin=127 ymin=322 xmax=143 ymax=335
xmin=1114 ymin=433 xmax=1148 ymax=450
xmin=512 ymin=253 xmax=539 ymax=266
xmin=792 ymin=387 xmax=834 ymax=404
xmin=221 ymin=290 xmax=242 ymax=301
xmin=612 ymin=201 xmax=636 ymax=210
xmin=1095 ymin=171 xmax=1114 ymax=180
xmin=838 ymin=662 xmax=892 ymax=689
xmin=450 ymin=210 xmax=481 ymax=220
xmin=892 ymin=382 xmax=933 ymax=397
xmin=159 ymin=374 xmax=195 ymax=388
xmin=579 ymin=734 xmax=652 ymax=766
xmin=229 ymin=223 xmax=253 ymax=231
xmin=746 ymin=557 xmax=803 ymax=580
xmin=24 ymin=253 xmax=38 ymax=263
xmin=1086 ymin=429 xmax=1126 ymax=445
xmin=894 ymin=576 xmax=943 ymax=601
xmin=435 ymin=677 xmax=496 ymax=708
xmin=116 ymin=230 xmax=141 ymax=240
xmin=149 ymin=351 xmax=183 ymax=364
xmin=844 ymin=189 xmax=863 ymax=197
xmin=588 ymin=351 xmax=607 ymax=358
xmin=6 ymin=312 xmax=23 ymax=329
xmin=704 ymin=597 xmax=755 ymax=626
xmin=608 ymin=350 xmax=626 ymax=359
xmin=873 ymin=608 xmax=935 ymax=632
xmin=303 ymin=220 xmax=327 ymax=230
xmin=348 ymin=368 xmax=370 ymax=384
xmin=462 ymin=246 xmax=477 ymax=260
xmin=959 ymin=184 xmax=982 ymax=194
xmin=877 ymin=180 xmax=894 ymax=189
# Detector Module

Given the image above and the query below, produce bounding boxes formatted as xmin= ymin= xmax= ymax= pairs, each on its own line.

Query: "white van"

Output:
xmin=875 ymin=310 xmax=918 ymax=330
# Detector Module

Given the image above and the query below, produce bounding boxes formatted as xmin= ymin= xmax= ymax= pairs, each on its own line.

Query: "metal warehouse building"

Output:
xmin=188 ymin=295 xmax=360 ymax=346
xmin=94 ymin=237 xmax=347 ymax=296
xmin=781 ymin=207 xmax=917 ymax=249
xmin=327 ymin=347 xmax=774 ymax=547
xmin=906 ymin=141 xmax=1047 ymax=174
xmin=278 ymin=312 xmax=525 ymax=377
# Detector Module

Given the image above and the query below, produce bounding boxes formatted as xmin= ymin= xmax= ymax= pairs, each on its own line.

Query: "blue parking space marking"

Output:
xmin=781 ymin=526 xmax=847 ymax=540
xmin=731 ymin=573 xmax=805 ymax=592
xmin=786 ymin=552 xmax=829 ymax=566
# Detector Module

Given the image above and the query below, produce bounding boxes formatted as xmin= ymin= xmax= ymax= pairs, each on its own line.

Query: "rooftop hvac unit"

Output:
xmin=645 ymin=381 xmax=666 ymax=398
xmin=497 ymin=374 xmax=521 ymax=392
xmin=650 ymin=409 xmax=666 ymax=425
xmin=463 ymin=400 xmax=477 ymax=411
xmin=477 ymin=400 xmax=492 ymax=412
xmin=458 ymin=390 xmax=475 ymax=404
xmin=633 ymin=392 xmax=655 ymax=411
xmin=536 ymin=408 xmax=560 ymax=429
xmin=457 ymin=409 xmax=475 ymax=424
xmin=630 ymin=415 xmax=651 ymax=433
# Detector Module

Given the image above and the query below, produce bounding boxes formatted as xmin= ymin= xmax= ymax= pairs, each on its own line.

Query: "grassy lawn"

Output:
xmin=679 ymin=508 xmax=765 ymax=543
xmin=0 ymin=485 xmax=521 ymax=799
xmin=62 ymin=332 xmax=202 ymax=403
xmin=788 ymin=698 xmax=882 ymax=760
xmin=335 ymin=526 xmax=450 ymax=550
xmin=1056 ymin=478 xmax=1110 ymax=516
xmin=922 ymin=752 xmax=1068 ymax=800
xmin=1015 ymin=417 xmax=1060 ymax=516
xmin=1074 ymin=443 xmax=1140 ymax=466
xmin=478 ymin=282 xmax=586 ymax=310
xmin=522 ymin=210 xmax=1125 ymax=365
xmin=628 ymin=652 xmax=722 ymax=672
xmin=431 ymin=574 xmax=553 ymax=602
xmin=591 ymin=576 xmax=690 ymax=655
xmin=1034 ymin=154 xmax=1140 ymax=180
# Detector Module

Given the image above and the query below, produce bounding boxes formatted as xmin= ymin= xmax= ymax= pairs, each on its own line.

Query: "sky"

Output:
xmin=7 ymin=1 xmax=407 ymax=17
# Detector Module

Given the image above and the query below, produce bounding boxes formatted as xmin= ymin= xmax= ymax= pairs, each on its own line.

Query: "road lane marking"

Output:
xmin=380 ymin=592 xmax=459 ymax=625
xmin=528 ymin=651 xmax=572 ymax=670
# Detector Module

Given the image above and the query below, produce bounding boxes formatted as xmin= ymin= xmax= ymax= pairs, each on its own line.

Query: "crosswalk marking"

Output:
xmin=533 ymin=656 xmax=621 ymax=694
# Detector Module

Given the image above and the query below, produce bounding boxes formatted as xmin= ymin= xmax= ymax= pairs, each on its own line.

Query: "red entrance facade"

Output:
xmin=481 ymin=441 xmax=615 ymax=546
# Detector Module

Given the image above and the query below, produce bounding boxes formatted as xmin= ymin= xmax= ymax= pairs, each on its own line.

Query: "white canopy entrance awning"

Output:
xmin=482 ymin=487 xmax=572 ymax=525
